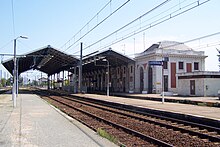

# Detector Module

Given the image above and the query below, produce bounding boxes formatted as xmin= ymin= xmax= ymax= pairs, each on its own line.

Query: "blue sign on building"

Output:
xmin=149 ymin=61 xmax=163 ymax=66
xmin=163 ymin=57 xmax=169 ymax=62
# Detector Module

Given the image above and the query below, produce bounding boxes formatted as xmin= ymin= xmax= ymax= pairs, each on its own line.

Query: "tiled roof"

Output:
xmin=144 ymin=41 xmax=193 ymax=53
xmin=158 ymin=41 xmax=193 ymax=50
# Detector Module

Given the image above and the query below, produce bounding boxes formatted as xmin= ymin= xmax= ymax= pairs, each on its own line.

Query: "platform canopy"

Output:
xmin=81 ymin=49 xmax=135 ymax=73
xmin=2 ymin=45 xmax=79 ymax=76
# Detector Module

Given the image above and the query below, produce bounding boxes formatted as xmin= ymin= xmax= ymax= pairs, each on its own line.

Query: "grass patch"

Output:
xmin=197 ymin=102 xmax=206 ymax=106
xmin=97 ymin=128 xmax=118 ymax=144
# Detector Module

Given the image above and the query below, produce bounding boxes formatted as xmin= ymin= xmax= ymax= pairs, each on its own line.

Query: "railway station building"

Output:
xmin=134 ymin=41 xmax=207 ymax=94
xmin=177 ymin=71 xmax=220 ymax=96
xmin=2 ymin=41 xmax=212 ymax=96
xmin=79 ymin=49 xmax=135 ymax=93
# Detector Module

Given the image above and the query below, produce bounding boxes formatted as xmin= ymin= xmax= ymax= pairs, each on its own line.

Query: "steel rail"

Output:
xmin=67 ymin=94 xmax=220 ymax=134
xmin=46 ymin=95 xmax=173 ymax=147
xmin=35 ymin=89 xmax=220 ymax=143
xmin=61 ymin=95 xmax=220 ymax=142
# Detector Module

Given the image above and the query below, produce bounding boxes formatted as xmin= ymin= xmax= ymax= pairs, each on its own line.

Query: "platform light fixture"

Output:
xmin=102 ymin=59 xmax=109 ymax=97
xmin=12 ymin=36 xmax=28 ymax=107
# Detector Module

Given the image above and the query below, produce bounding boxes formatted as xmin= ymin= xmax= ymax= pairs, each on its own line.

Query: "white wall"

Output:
xmin=135 ymin=46 xmax=206 ymax=94
xmin=204 ymin=79 xmax=220 ymax=96
xmin=128 ymin=63 xmax=135 ymax=92
xmin=178 ymin=79 xmax=189 ymax=96
xmin=178 ymin=78 xmax=220 ymax=96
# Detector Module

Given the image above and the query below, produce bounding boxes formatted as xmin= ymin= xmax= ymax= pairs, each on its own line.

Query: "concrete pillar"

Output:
xmin=143 ymin=71 xmax=148 ymax=92
xmin=101 ymin=71 xmax=103 ymax=91
xmin=74 ymin=67 xmax=77 ymax=93
xmin=67 ymin=71 xmax=69 ymax=85
xmin=53 ymin=74 xmax=55 ymax=89
xmin=62 ymin=70 xmax=64 ymax=87
xmin=97 ymin=71 xmax=100 ymax=91
xmin=50 ymin=75 xmax=52 ymax=89
xmin=134 ymin=65 xmax=140 ymax=93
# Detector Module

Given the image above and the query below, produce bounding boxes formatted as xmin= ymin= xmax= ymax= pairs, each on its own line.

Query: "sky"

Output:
xmin=0 ymin=0 xmax=220 ymax=79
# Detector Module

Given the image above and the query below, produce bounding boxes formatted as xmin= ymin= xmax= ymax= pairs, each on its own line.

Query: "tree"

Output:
xmin=32 ymin=80 xmax=38 ymax=86
xmin=0 ymin=78 xmax=6 ymax=87
xmin=6 ymin=77 xmax=12 ymax=86
xmin=19 ymin=76 xmax=23 ymax=86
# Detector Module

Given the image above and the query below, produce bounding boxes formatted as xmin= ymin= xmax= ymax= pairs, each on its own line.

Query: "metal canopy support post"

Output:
xmin=50 ymin=76 xmax=52 ymax=89
xmin=107 ymin=61 xmax=109 ymax=96
xmin=74 ymin=67 xmax=77 ymax=93
xmin=47 ymin=74 xmax=50 ymax=90
xmin=79 ymin=42 xmax=83 ymax=93
xmin=67 ymin=71 xmax=69 ymax=89
xmin=62 ymin=70 xmax=64 ymax=88
xmin=12 ymin=39 xmax=17 ymax=107
xmin=41 ymin=72 xmax=42 ymax=87
xmin=53 ymin=74 xmax=55 ymax=89
xmin=162 ymin=63 xmax=164 ymax=104
xmin=56 ymin=73 xmax=57 ymax=88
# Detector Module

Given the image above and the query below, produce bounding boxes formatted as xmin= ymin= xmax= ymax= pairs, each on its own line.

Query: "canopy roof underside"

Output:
xmin=2 ymin=45 xmax=79 ymax=76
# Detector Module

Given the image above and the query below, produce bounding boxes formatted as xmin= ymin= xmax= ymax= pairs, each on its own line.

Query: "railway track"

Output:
xmin=35 ymin=89 xmax=220 ymax=146
xmin=0 ymin=88 xmax=11 ymax=94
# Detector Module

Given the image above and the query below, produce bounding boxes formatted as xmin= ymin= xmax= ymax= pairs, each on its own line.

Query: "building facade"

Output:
xmin=134 ymin=41 xmax=207 ymax=94
xmin=82 ymin=63 xmax=135 ymax=93
xmin=177 ymin=71 xmax=220 ymax=96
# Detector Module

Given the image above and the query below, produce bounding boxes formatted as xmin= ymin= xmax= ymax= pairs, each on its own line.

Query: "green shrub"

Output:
xmin=97 ymin=128 xmax=118 ymax=144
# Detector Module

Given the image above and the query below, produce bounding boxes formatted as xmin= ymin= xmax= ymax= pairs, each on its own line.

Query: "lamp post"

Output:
xmin=12 ymin=36 xmax=28 ymax=107
xmin=161 ymin=48 xmax=164 ymax=104
xmin=103 ymin=59 xmax=109 ymax=96
xmin=162 ymin=61 xmax=164 ymax=104
xmin=16 ymin=58 xmax=19 ymax=97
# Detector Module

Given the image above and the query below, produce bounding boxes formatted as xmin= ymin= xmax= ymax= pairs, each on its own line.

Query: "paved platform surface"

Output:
xmin=110 ymin=93 xmax=220 ymax=107
xmin=118 ymin=93 xmax=220 ymax=103
xmin=0 ymin=94 xmax=116 ymax=147
xmin=74 ymin=93 xmax=220 ymax=121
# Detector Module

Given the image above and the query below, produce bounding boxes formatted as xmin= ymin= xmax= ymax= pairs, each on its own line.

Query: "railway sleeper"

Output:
xmin=201 ymin=138 xmax=210 ymax=142
xmin=190 ymin=127 xmax=200 ymax=130
xmin=182 ymin=125 xmax=193 ymax=129
xmin=44 ymin=93 xmax=220 ymax=145
xmin=170 ymin=122 xmax=178 ymax=125
xmin=206 ymin=131 xmax=218 ymax=135
xmin=214 ymin=142 xmax=220 ymax=145
xmin=50 ymin=97 xmax=171 ymax=146
xmin=199 ymin=129 xmax=208 ymax=133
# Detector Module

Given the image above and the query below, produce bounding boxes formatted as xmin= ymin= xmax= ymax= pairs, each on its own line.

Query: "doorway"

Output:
xmin=140 ymin=67 xmax=144 ymax=92
xmin=164 ymin=75 xmax=168 ymax=92
xmin=123 ymin=77 xmax=126 ymax=92
xmin=190 ymin=80 xmax=195 ymax=95
xmin=148 ymin=66 xmax=153 ymax=93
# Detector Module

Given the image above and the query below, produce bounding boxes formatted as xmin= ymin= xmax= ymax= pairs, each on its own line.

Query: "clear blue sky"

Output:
xmin=0 ymin=0 xmax=220 ymax=78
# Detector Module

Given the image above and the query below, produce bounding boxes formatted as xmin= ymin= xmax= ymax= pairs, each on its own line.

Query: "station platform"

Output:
xmin=73 ymin=93 xmax=220 ymax=121
xmin=109 ymin=93 xmax=220 ymax=108
xmin=0 ymin=93 xmax=116 ymax=147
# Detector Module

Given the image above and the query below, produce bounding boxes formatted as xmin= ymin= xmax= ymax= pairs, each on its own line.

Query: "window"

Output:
xmin=124 ymin=67 xmax=126 ymax=74
xmin=179 ymin=62 xmax=184 ymax=70
xmin=163 ymin=61 xmax=168 ymax=69
xmin=130 ymin=66 xmax=133 ymax=73
xmin=130 ymin=76 xmax=133 ymax=82
xmin=194 ymin=62 xmax=199 ymax=70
